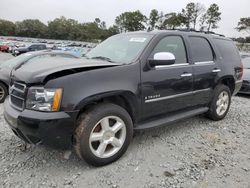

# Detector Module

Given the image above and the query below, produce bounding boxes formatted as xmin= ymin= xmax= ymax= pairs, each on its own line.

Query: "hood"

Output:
xmin=12 ymin=57 xmax=119 ymax=84
xmin=243 ymin=68 xmax=250 ymax=80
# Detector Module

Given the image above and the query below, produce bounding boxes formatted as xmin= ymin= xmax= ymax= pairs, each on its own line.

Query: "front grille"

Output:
xmin=10 ymin=82 xmax=27 ymax=111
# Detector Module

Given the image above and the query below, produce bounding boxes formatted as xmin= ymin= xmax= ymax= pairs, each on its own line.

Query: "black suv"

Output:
xmin=4 ymin=31 xmax=243 ymax=166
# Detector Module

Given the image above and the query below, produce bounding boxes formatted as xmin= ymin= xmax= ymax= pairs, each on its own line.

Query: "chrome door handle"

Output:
xmin=180 ymin=73 xmax=192 ymax=77
xmin=212 ymin=69 xmax=221 ymax=73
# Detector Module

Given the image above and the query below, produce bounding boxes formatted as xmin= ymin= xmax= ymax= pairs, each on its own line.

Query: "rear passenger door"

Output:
xmin=188 ymin=36 xmax=221 ymax=105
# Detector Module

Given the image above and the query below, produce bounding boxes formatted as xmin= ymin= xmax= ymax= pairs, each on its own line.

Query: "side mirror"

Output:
xmin=148 ymin=52 xmax=175 ymax=67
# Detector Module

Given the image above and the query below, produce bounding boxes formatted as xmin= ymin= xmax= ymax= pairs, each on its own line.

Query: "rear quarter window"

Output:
xmin=213 ymin=39 xmax=240 ymax=62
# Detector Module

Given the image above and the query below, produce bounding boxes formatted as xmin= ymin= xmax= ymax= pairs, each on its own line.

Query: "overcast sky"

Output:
xmin=0 ymin=0 xmax=249 ymax=37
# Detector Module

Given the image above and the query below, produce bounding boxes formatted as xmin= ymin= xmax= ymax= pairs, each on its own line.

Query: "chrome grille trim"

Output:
xmin=10 ymin=82 xmax=27 ymax=111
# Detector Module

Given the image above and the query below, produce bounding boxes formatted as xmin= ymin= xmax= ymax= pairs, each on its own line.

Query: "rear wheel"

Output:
xmin=206 ymin=84 xmax=231 ymax=121
xmin=74 ymin=103 xmax=133 ymax=166
xmin=0 ymin=83 xmax=8 ymax=103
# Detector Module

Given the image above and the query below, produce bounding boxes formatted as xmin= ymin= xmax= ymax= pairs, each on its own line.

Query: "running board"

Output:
xmin=134 ymin=107 xmax=209 ymax=130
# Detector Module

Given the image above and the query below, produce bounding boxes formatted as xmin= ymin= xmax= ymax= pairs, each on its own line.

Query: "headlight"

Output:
xmin=15 ymin=50 xmax=19 ymax=53
xmin=26 ymin=87 xmax=62 ymax=112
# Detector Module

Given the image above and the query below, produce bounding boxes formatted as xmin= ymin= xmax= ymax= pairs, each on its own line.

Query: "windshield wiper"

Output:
xmin=90 ymin=56 xmax=115 ymax=63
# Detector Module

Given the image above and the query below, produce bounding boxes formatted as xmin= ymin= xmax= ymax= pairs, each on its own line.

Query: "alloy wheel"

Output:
xmin=216 ymin=91 xmax=229 ymax=116
xmin=89 ymin=116 xmax=126 ymax=158
xmin=0 ymin=86 xmax=5 ymax=101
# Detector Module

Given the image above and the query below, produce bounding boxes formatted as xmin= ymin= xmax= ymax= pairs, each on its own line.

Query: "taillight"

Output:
xmin=239 ymin=61 xmax=243 ymax=80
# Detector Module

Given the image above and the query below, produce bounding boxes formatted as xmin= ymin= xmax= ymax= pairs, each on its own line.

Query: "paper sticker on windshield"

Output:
xmin=129 ymin=38 xmax=147 ymax=43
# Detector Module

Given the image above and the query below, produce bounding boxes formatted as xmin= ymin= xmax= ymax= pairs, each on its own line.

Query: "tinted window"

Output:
xmin=214 ymin=39 xmax=240 ymax=63
xmin=30 ymin=45 xmax=36 ymax=48
xmin=189 ymin=37 xmax=214 ymax=62
xmin=151 ymin=36 xmax=187 ymax=64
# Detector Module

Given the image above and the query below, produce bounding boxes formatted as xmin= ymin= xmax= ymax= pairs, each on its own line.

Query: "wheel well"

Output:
xmin=77 ymin=94 xmax=137 ymax=124
xmin=0 ymin=81 xmax=8 ymax=94
xmin=218 ymin=77 xmax=235 ymax=94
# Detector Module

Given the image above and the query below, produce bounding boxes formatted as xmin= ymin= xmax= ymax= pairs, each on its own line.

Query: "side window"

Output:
xmin=151 ymin=36 xmax=187 ymax=64
xmin=213 ymin=39 xmax=240 ymax=62
xmin=29 ymin=45 xmax=35 ymax=49
xmin=189 ymin=36 xmax=214 ymax=62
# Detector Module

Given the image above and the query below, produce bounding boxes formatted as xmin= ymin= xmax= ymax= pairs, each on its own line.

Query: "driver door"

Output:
xmin=141 ymin=35 xmax=194 ymax=119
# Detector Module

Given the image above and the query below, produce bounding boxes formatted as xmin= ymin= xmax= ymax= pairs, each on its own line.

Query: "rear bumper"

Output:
xmin=4 ymin=97 xmax=79 ymax=149
xmin=233 ymin=80 xmax=243 ymax=95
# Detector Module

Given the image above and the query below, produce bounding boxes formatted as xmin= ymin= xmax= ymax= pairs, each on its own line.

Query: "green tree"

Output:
xmin=162 ymin=13 xmax=186 ymax=30
xmin=182 ymin=3 xmax=194 ymax=29
xmin=115 ymin=10 xmax=147 ymax=32
xmin=236 ymin=17 xmax=250 ymax=34
xmin=148 ymin=9 xmax=160 ymax=31
xmin=199 ymin=13 xmax=207 ymax=31
xmin=15 ymin=19 xmax=48 ymax=38
xmin=204 ymin=3 xmax=221 ymax=32
xmin=107 ymin=25 xmax=119 ymax=36
xmin=156 ymin=11 xmax=166 ymax=29
xmin=182 ymin=2 xmax=205 ymax=30
xmin=0 ymin=19 xmax=16 ymax=36
xmin=48 ymin=16 xmax=81 ymax=40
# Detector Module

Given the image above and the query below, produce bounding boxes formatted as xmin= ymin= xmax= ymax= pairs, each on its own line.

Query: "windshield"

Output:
xmin=243 ymin=57 xmax=250 ymax=69
xmin=0 ymin=53 xmax=32 ymax=69
xmin=85 ymin=34 xmax=153 ymax=64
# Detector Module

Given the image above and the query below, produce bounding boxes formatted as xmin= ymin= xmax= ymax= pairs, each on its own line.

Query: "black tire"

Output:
xmin=74 ymin=103 xmax=133 ymax=166
xmin=0 ymin=83 xmax=8 ymax=103
xmin=206 ymin=84 xmax=231 ymax=121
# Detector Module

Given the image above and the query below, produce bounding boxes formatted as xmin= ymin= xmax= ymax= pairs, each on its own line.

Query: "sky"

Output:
xmin=0 ymin=0 xmax=249 ymax=38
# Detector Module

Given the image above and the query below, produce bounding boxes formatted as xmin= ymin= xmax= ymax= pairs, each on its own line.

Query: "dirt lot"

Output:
xmin=0 ymin=52 xmax=250 ymax=188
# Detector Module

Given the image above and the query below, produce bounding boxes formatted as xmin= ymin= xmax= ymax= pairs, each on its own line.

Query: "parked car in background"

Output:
xmin=0 ymin=42 xmax=10 ymax=52
xmin=8 ymin=42 xmax=26 ymax=53
xmin=12 ymin=44 xmax=47 ymax=56
xmin=240 ymin=52 xmax=250 ymax=59
xmin=0 ymin=50 xmax=79 ymax=103
xmin=3 ymin=30 xmax=242 ymax=166
xmin=239 ymin=57 xmax=250 ymax=94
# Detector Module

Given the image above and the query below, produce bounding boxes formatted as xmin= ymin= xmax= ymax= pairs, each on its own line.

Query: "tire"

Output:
xmin=206 ymin=84 xmax=231 ymax=121
xmin=74 ymin=103 xmax=133 ymax=166
xmin=0 ymin=83 xmax=8 ymax=103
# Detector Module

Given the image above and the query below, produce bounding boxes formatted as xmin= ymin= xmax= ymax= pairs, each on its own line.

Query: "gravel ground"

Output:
xmin=0 ymin=52 xmax=250 ymax=188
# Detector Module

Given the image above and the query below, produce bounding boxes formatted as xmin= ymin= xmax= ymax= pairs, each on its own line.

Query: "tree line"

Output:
xmin=0 ymin=2 xmax=249 ymax=42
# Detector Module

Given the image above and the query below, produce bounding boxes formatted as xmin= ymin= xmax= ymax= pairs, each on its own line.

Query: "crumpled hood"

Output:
xmin=12 ymin=57 xmax=119 ymax=84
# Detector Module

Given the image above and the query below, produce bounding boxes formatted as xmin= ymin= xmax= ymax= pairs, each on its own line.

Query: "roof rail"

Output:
xmin=164 ymin=28 xmax=225 ymax=37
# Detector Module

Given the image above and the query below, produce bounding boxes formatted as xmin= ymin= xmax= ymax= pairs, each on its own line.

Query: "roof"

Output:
xmin=119 ymin=29 xmax=228 ymax=40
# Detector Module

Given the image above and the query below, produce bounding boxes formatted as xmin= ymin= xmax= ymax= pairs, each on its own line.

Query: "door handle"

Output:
xmin=212 ymin=68 xmax=221 ymax=73
xmin=180 ymin=73 xmax=192 ymax=77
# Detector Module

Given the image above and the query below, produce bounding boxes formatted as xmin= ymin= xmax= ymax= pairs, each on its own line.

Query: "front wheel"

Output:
xmin=206 ymin=84 xmax=231 ymax=121
xmin=0 ymin=83 xmax=8 ymax=103
xmin=74 ymin=103 xmax=133 ymax=166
